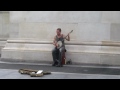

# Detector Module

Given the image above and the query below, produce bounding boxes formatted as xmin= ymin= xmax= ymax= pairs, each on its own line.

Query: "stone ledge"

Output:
xmin=3 ymin=40 xmax=120 ymax=55
xmin=0 ymin=58 xmax=52 ymax=64
xmin=0 ymin=11 xmax=9 ymax=13
xmin=7 ymin=39 xmax=120 ymax=47
xmin=0 ymin=38 xmax=7 ymax=41
xmin=0 ymin=39 xmax=7 ymax=54
xmin=2 ymin=50 xmax=120 ymax=65
xmin=2 ymin=48 xmax=120 ymax=55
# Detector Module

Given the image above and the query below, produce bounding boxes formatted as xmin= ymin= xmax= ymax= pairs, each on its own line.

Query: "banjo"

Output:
xmin=55 ymin=30 xmax=73 ymax=49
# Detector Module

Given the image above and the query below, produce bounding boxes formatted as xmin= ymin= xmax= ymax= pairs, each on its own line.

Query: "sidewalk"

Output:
xmin=1 ymin=59 xmax=120 ymax=79
xmin=0 ymin=69 xmax=120 ymax=79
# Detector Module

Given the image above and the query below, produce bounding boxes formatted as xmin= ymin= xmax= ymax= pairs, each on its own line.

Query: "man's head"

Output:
xmin=56 ymin=28 xmax=61 ymax=35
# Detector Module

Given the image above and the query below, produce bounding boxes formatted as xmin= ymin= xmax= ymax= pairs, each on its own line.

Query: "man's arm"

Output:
xmin=63 ymin=34 xmax=70 ymax=41
xmin=53 ymin=36 xmax=57 ymax=46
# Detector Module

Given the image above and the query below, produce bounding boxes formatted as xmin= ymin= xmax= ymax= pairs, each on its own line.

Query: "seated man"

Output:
xmin=52 ymin=28 xmax=70 ymax=67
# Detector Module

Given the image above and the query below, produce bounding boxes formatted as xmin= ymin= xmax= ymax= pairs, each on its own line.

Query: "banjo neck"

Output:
xmin=63 ymin=30 xmax=73 ymax=40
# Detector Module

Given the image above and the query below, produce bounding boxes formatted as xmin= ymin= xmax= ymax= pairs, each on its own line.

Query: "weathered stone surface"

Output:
xmin=1 ymin=11 xmax=120 ymax=65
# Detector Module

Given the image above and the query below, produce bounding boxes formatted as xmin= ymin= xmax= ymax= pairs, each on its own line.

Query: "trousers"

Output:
xmin=52 ymin=47 xmax=65 ymax=64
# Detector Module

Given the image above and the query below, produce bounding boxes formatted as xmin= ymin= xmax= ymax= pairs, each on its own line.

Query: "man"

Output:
xmin=52 ymin=28 xmax=70 ymax=67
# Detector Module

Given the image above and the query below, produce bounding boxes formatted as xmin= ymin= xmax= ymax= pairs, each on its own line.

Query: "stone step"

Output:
xmin=1 ymin=40 xmax=120 ymax=65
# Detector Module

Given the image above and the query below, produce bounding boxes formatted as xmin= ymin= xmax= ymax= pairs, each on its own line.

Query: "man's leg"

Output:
xmin=56 ymin=47 xmax=65 ymax=67
xmin=52 ymin=48 xmax=57 ymax=66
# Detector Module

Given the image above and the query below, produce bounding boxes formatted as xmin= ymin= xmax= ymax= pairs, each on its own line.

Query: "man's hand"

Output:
xmin=66 ymin=33 xmax=70 ymax=41
xmin=53 ymin=36 xmax=58 ymax=47
xmin=54 ymin=43 xmax=57 ymax=47
xmin=56 ymin=43 xmax=59 ymax=47
xmin=68 ymin=33 xmax=70 ymax=37
xmin=53 ymin=42 xmax=58 ymax=47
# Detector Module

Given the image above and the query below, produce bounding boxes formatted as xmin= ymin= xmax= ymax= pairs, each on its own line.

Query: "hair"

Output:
xmin=57 ymin=28 xmax=61 ymax=32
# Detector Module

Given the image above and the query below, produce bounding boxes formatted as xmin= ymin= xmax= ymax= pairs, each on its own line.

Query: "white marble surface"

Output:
xmin=0 ymin=12 xmax=10 ymax=39
xmin=77 ymin=23 xmax=110 ymax=41
xmin=0 ymin=14 xmax=2 ymax=24
xmin=10 ymin=11 xmax=102 ymax=23
xmin=19 ymin=22 xmax=77 ymax=40
xmin=1 ymin=11 xmax=120 ymax=65
xmin=102 ymin=11 xmax=120 ymax=23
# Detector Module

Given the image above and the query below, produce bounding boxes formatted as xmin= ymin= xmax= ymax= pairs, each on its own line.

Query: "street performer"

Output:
xmin=52 ymin=28 xmax=70 ymax=67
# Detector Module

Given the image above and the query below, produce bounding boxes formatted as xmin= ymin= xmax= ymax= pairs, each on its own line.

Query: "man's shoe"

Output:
xmin=56 ymin=60 xmax=63 ymax=67
xmin=52 ymin=61 xmax=57 ymax=66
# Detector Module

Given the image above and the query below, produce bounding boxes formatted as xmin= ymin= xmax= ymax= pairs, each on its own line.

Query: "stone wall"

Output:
xmin=0 ymin=11 xmax=9 ymax=54
xmin=1 ymin=11 xmax=120 ymax=65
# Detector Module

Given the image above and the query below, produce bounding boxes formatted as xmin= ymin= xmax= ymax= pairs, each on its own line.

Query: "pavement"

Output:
xmin=0 ymin=62 xmax=120 ymax=79
xmin=1 ymin=56 xmax=120 ymax=79
xmin=1 ymin=69 xmax=120 ymax=79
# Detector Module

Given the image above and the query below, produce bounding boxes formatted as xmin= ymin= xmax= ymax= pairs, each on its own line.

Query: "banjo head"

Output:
xmin=57 ymin=41 xmax=62 ymax=49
